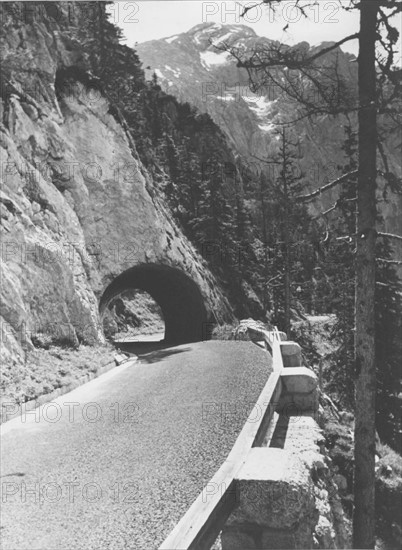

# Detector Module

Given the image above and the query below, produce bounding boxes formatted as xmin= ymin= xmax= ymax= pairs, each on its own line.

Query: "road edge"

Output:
xmin=0 ymin=355 xmax=138 ymax=425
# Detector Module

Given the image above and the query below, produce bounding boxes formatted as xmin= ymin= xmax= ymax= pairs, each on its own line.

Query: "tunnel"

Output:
xmin=99 ymin=264 xmax=209 ymax=344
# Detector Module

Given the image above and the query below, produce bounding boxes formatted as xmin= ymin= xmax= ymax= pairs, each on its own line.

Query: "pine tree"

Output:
xmin=375 ymin=235 xmax=402 ymax=452
xmin=325 ymin=124 xmax=358 ymax=407
xmin=255 ymin=171 xmax=273 ymax=313
xmin=234 ymin=192 xmax=254 ymax=277
xmin=322 ymin=124 xmax=401 ymax=451
xmin=265 ymin=127 xmax=313 ymax=333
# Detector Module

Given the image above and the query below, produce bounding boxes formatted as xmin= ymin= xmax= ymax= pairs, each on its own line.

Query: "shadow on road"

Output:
xmin=113 ymin=340 xmax=192 ymax=364
xmin=135 ymin=347 xmax=191 ymax=364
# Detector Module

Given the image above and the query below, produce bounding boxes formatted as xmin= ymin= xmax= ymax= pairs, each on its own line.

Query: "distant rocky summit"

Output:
xmin=137 ymin=22 xmax=402 ymax=236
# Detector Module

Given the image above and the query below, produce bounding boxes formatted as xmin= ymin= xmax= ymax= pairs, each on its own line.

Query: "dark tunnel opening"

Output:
xmin=99 ymin=264 xmax=209 ymax=344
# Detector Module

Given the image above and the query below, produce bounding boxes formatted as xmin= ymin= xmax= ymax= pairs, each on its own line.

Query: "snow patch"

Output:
xmin=243 ymin=95 xmax=276 ymax=118
xmin=165 ymin=35 xmax=178 ymax=44
xmin=193 ymin=22 xmax=223 ymax=44
xmin=154 ymin=68 xmax=165 ymax=80
xmin=258 ymin=123 xmax=276 ymax=133
xmin=211 ymin=31 xmax=233 ymax=46
xmin=193 ymin=34 xmax=203 ymax=45
xmin=243 ymin=94 xmax=277 ymax=132
xmin=205 ymin=23 xmax=222 ymax=32
xmin=200 ymin=50 xmax=231 ymax=69
xmin=165 ymin=65 xmax=181 ymax=78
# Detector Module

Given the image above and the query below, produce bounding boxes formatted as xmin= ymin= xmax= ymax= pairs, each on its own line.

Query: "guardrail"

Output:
xmin=160 ymin=328 xmax=314 ymax=550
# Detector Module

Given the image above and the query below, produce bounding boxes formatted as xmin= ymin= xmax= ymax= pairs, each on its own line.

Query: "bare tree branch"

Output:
xmin=376 ymin=281 xmax=396 ymax=287
xmin=378 ymin=232 xmax=402 ymax=242
xmin=297 ymin=170 xmax=358 ymax=202
xmin=250 ymin=154 xmax=281 ymax=165
xmin=235 ymin=33 xmax=359 ymax=70
xmin=314 ymin=202 xmax=338 ymax=218
xmin=240 ymin=1 xmax=264 ymax=18
xmin=377 ymin=258 xmax=402 ymax=265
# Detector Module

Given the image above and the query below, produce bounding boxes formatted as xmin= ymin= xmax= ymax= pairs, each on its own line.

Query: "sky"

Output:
xmin=110 ymin=1 xmax=364 ymax=55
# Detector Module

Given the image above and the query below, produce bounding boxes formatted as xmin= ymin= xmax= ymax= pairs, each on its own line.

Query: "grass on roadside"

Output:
xmin=0 ymin=343 xmax=116 ymax=410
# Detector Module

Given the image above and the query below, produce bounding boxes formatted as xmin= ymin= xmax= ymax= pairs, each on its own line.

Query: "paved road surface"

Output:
xmin=1 ymin=341 xmax=272 ymax=550
xmin=114 ymin=331 xmax=165 ymax=343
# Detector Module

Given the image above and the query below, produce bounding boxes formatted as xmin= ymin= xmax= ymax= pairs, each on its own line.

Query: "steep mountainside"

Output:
xmin=0 ymin=4 xmax=235 ymax=371
xmin=137 ymin=22 xmax=402 ymax=238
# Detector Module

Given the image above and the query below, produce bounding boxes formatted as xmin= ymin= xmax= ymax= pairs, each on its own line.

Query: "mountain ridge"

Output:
xmin=136 ymin=22 xmax=401 ymax=255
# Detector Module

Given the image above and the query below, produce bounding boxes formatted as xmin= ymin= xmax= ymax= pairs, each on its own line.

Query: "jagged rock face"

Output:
xmin=0 ymin=5 xmax=235 ymax=367
xmin=137 ymin=22 xmax=402 ymax=242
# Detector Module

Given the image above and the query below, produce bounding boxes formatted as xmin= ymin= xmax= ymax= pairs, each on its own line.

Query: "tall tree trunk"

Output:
xmin=353 ymin=1 xmax=378 ymax=548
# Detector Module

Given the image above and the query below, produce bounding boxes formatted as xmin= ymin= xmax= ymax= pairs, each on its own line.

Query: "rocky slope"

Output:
xmin=137 ymin=22 xmax=402 ymax=241
xmin=0 ymin=4 xmax=235 ymax=372
xmin=103 ymin=290 xmax=165 ymax=340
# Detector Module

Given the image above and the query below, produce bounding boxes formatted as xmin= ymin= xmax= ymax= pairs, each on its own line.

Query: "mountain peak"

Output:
xmin=186 ymin=22 xmax=257 ymax=48
xmin=188 ymin=22 xmax=256 ymax=35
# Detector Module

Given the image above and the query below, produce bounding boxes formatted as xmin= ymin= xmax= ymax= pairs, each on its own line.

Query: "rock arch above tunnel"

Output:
xmin=99 ymin=264 xmax=209 ymax=344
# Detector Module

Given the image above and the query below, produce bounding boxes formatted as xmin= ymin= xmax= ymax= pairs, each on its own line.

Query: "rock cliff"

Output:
xmin=0 ymin=3 xmax=235 ymax=370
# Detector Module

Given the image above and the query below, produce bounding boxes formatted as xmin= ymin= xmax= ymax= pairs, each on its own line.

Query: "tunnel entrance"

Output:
xmin=99 ymin=264 xmax=209 ymax=344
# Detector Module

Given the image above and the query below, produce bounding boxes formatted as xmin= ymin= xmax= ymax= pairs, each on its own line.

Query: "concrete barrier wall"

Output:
xmin=221 ymin=334 xmax=321 ymax=550
xmin=280 ymin=341 xmax=302 ymax=368
xmin=159 ymin=329 xmax=323 ymax=550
